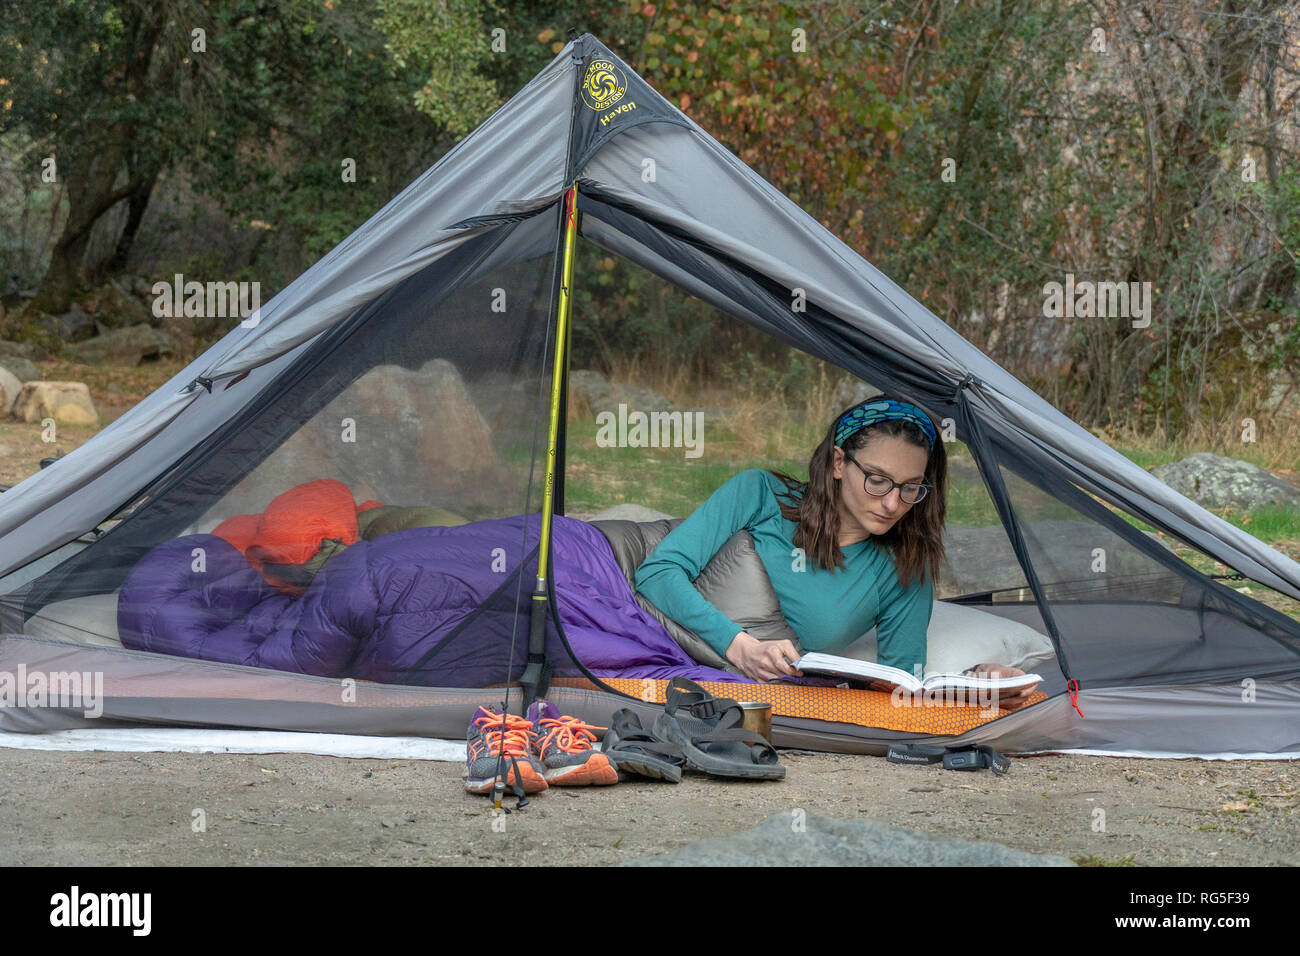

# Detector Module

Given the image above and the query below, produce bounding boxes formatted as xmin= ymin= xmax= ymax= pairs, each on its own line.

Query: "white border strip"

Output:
xmin=1015 ymin=748 xmax=1300 ymax=761
xmin=0 ymin=728 xmax=467 ymax=761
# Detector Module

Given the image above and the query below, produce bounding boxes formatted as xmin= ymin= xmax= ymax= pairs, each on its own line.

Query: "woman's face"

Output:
xmin=832 ymin=435 xmax=930 ymax=543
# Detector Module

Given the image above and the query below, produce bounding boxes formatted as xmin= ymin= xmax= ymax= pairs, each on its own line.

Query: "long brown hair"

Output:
xmin=768 ymin=395 xmax=948 ymax=589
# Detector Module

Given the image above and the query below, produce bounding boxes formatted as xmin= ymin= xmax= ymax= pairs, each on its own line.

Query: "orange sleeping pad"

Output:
xmin=556 ymin=677 xmax=1049 ymax=734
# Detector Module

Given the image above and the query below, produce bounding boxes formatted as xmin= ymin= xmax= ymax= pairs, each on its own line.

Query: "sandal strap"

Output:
xmin=685 ymin=707 xmax=779 ymax=761
xmin=664 ymin=676 xmax=740 ymax=722
xmin=663 ymin=678 xmax=779 ymax=761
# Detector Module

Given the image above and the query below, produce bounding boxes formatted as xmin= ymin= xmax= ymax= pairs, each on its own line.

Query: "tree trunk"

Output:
xmin=107 ymin=168 xmax=160 ymax=275
xmin=29 ymin=132 xmax=137 ymax=314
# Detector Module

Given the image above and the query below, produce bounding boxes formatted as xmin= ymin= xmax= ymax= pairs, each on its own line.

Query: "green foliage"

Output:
xmin=195 ymin=0 xmax=453 ymax=287
xmin=570 ymin=240 xmax=721 ymax=374
xmin=376 ymin=0 xmax=502 ymax=137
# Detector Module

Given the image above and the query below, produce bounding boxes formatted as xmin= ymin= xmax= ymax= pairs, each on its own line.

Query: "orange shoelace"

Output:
xmin=469 ymin=712 xmax=536 ymax=761
xmin=536 ymin=715 xmax=607 ymax=758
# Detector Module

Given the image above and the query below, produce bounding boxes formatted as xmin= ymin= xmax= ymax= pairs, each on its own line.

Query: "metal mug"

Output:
xmin=737 ymin=700 xmax=773 ymax=744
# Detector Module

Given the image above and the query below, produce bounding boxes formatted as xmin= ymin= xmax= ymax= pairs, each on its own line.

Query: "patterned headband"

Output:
xmin=834 ymin=398 xmax=937 ymax=452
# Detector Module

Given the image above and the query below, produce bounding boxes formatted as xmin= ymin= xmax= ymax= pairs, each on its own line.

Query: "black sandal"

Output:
xmin=652 ymin=678 xmax=785 ymax=780
xmin=603 ymin=709 xmax=685 ymax=783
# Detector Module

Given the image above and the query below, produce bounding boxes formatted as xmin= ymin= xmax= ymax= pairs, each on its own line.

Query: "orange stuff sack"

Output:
xmin=210 ymin=512 xmax=260 ymax=555
xmin=213 ymin=479 xmax=379 ymax=592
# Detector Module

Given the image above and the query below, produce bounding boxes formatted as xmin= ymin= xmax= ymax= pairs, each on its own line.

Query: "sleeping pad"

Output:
xmin=116 ymin=513 xmax=746 ymax=688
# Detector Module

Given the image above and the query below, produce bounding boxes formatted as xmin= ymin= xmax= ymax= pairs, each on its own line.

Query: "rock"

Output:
xmin=569 ymin=368 xmax=675 ymax=416
xmin=0 ymin=356 xmax=40 ymax=383
xmin=335 ymin=358 xmax=502 ymax=502
xmin=0 ymin=365 xmax=21 ymax=416
xmin=1264 ymin=376 xmax=1298 ymax=416
xmin=621 ymin=813 xmax=1075 ymax=867
xmin=11 ymin=381 xmax=99 ymax=426
xmin=216 ymin=358 xmax=508 ymax=518
xmin=80 ymin=280 xmax=155 ymax=330
xmin=1150 ymin=452 xmax=1300 ymax=512
xmin=62 ymin=324 xmax=178 ymax=365
xmin=43 ymin=306 xmax=97 ymax=343
xmin=5 ymin=311 xmax=63 ymax=356
xmin=464 ymin=371 xmax=537 ymax=433
xmin=0 ymin=339 xmax=52 ymax=363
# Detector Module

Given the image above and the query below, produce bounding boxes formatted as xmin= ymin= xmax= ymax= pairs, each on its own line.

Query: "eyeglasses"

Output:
xmin=842 ymin=451 xmax=932 ymax=504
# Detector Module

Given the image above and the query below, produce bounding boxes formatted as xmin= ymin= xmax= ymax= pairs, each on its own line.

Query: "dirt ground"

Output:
xmin=0 ymin=358 xmax=184 ymax=489
xmin=0 ymin=748 xmax=1293 ymax=866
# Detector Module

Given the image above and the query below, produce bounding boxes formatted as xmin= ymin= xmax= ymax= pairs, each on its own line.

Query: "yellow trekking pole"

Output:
xmin=519 ymin=183 xmax=579 ymax=710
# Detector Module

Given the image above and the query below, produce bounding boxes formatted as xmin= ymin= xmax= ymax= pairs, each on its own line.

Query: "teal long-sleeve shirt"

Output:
xmin=632 ymin=468 xmax=933 ymax=676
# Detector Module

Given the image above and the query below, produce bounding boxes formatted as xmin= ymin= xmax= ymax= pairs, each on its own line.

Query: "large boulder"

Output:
xmin=62 ymin=324 xmax=178 ymax=365
xmin=0 ymin=355 xmax=40 ymax=383
xmin=464 ymin=370 xmax=538 ymax=433
xmin=11 ymin=381 xmax=99 ymax=426
xmin=0 ymin=365 xmax=21 ymax=416
xmin=81 ymin=280 xmax=156 ymax=331
xmin=42 ymin=306 xmax=97 ymax=343
xmin=1150 ymin=452 xmax=1300 ymax=512
xmin=214 ymin=358 xmax=508 ymax=520
xmin=0 ymin=339 xmax=52 ymax=363
xmin=569 ymin=368 xmax=676 ymax=416
xmin=4 ymin=311 xmax=64 ymax=356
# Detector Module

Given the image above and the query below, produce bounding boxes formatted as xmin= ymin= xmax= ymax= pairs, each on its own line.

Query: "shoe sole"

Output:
xmin=543 ymin=753 xmax=619 ymax=786
xmin=465 ymin=760 xmax=549 ymax=794
xmin=606 ymin=751 xmax=683 ymax=783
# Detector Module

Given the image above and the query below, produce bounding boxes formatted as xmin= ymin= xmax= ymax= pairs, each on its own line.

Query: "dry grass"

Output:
xmin=1088 ymin=403 xmax=1300 ymax=474
xmin=596 ymin=352 xmax=848 ymax=461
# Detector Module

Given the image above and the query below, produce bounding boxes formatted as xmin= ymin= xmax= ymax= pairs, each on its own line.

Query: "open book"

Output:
xmin=792 ymin=652 xmax=1042 ymax=693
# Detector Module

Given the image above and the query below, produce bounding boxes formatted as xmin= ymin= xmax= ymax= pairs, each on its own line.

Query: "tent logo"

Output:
xmin=582 ymin=59 xmax=628 ymax=111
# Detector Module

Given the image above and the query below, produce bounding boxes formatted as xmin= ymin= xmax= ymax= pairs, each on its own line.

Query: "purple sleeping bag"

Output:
xmin=116 ymin=514 xmax=747 ymax=687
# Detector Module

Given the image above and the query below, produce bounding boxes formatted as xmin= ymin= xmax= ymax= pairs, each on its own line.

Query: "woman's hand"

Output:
xmin=966 ymin=662 xmax=1039 ymax=710
xmin=725 ymin=632 xmax=802 ymax=682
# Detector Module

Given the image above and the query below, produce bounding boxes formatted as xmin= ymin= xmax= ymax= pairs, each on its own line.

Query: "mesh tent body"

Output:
xmin=1 ymin=35 xmax=1298 ymax=758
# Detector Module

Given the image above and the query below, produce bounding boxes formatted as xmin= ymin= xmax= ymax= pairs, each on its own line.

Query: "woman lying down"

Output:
xmin=117 ymin=398 xmax=1039 ymax=707
xmin=633 ymin=395 xmax=1041 ymax=710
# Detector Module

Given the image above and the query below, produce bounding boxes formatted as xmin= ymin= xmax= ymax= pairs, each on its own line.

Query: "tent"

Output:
xmin=1 ymin=35 xmax=1298 ymax=759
